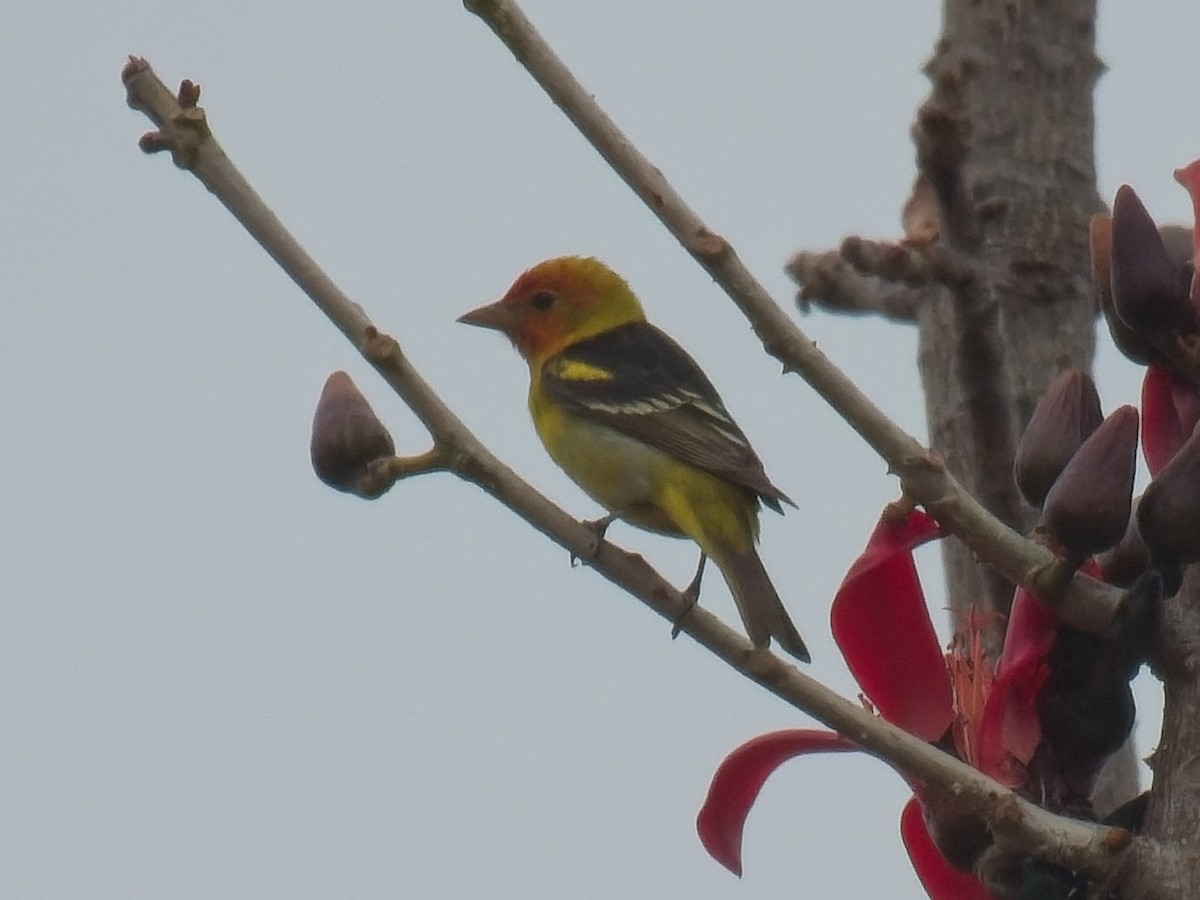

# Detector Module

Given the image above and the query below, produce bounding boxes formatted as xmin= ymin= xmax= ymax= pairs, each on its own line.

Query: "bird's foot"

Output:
xmin=671 ymin=554 xmax=707 ymax=639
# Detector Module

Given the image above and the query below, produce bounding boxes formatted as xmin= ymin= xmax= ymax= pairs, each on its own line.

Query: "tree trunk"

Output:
xmin=918 ymin=0 xmax=1160 ymax=876
xmin=919 ymin=0 xmax=1102 ymax=634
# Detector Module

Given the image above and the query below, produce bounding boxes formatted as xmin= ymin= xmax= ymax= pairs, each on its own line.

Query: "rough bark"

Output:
xmin=920 ymin=1 xmax=1189 ymax=894
xmin=919 ymin=0 xmax=1103 ymax=636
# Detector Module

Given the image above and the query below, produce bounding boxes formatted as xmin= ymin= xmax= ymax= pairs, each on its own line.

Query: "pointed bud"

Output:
xmin=310 ymin=371 xmax=395 ymax=495
xmin=1138 ymin=420 xmax=1200 ymax=566
xmin=1091 ymin=214 xmax=1156 ymax=365
xmin=1014 ymin=370 xmax=1104 ymax=508
xmin=1095 ymin=498 xmax=1150 ymax=588
xmin=1040 ymin=406 xmax=1139 ymax=559
xmin=1110 ymin=185 xmax=1197 ymax=342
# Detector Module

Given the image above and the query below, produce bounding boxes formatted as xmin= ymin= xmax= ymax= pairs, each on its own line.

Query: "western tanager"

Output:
xmin=459 ymin=256 xmax=810 ymax=662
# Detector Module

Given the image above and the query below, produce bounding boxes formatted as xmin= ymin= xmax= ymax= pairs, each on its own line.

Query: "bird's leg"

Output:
xmin=572 ymin=513 xmax=617 ymax=566
xmin=671 ymin=553 xmax=707 ymax=639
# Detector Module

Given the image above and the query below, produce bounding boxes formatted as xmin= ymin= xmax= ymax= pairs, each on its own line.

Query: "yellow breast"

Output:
xmin=527 ymin=376 xmax=757 ymax=551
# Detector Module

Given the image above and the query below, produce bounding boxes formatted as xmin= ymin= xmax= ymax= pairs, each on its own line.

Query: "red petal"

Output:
xmin=1141 ymin=365 xmax=1200 ymax=475
xmin=831 ymin=510 xmax=953 ymax=741
xmin=900 ymin=797 xmax=991 ymax=900
xmin=1174 ymin=159 xmax=1200 ymax=306
xmin=696 ymin=729 xmax=858 ymax=876
xmin=978 ymin=588 xmax=1058 ymax=784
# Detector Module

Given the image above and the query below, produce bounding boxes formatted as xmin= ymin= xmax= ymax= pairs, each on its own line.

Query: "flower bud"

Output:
xmin=1040 ymin=406 xmax=1139 ymax=559
xmin=1110 ymin=185 xmax=1197 ymax=342
xmin=1014 ymin=370 xmax=1103 ymax=508
xmin=310 ymin=371 xmax=395 ymax=495
xmin=1091 ymin=214 xmax=1156 ymax=365
xmin=1156 ymin=224 xmax=1196 ymax=300
xmin=1138 ymin=421 xmax=1200 ymax=566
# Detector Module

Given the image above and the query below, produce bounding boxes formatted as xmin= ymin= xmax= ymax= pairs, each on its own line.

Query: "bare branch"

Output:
xmin=785 ymin=248 xmax=925 ymax=322
xmin=840 ymin=234 xmax=976 ymax=288
xmin=456 ymin=4 xmax=1126 ymax=638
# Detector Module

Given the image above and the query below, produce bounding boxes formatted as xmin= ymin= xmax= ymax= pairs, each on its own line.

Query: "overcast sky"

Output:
xmin=3 ymin=2 xmax=1199 ymax=897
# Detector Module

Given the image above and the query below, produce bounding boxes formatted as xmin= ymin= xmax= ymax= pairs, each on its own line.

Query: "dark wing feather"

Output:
xmin=540 ymin=321 xmax=792 ymax=510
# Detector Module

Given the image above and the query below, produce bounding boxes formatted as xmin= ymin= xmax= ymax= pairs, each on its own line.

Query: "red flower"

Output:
xmin=697 ymin=509 xmax=1061 ymax=898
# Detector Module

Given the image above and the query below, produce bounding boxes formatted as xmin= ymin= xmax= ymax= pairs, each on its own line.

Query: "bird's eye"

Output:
xmin=530 ymin=290 xmax=556 ymax=311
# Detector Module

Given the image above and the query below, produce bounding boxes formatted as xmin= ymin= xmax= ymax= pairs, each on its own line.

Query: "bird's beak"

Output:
xmin=457 ymin=299 xmax=514 ymax=333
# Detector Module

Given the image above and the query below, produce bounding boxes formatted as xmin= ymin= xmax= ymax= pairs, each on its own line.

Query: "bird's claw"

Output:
xmin=671 ymin=555 xmax=706 ymax=639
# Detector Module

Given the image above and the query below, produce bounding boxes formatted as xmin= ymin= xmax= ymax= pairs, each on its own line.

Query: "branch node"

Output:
xmin=691 ymin=228 xmax=730 ymax=262
xmin=1028 ymin=552 xmax=1081 ymax=603
xmin=124 ymin=61 xmax=210 ymax=169
xmin=361 ymin=325 xmax=400 ymax=364
xmin=177 ymin=78 xmax=201 ymax=109
xmin=1103 ymin=827 xmax=1132 ymax=853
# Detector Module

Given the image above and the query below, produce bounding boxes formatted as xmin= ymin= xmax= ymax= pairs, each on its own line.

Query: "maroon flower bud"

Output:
xmin=1110 ymin=185 xmax=1197 ymax=343
xmin=1091 ymin=214 xmax=1157 ymax=365
xmin=1157 ymin=224 xmax=1196 ymax=301
xmin=1138 ymin=422 xmax=1200 ymax=566
xmin=1040 ymin=406 xmax=1139 ymax=559
xmin=1014 ymin=370 xmax=1104 ymax=508
xmin=310 ymin=371 xmax=395 ymax=496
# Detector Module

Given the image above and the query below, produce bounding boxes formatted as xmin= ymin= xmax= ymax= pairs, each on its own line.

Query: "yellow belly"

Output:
xmin=529 ymin=384 xmax=758 ymax=554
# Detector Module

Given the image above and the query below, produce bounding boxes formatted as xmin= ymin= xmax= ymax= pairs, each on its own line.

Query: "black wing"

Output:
xmin=540 ymin=321 xmax=792 ymax=510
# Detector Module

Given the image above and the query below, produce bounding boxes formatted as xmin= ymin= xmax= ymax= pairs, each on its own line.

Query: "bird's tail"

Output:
xmin=718 ymin=547 xmax=811 ymax=663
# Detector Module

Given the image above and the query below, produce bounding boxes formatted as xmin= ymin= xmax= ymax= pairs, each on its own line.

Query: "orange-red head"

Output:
xmin=458 ymin=256 xmax=645 ymax=366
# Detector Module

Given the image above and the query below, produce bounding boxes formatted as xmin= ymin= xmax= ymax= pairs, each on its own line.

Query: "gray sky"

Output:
xmin=3 ymin=2 xmax=1198 ymax=897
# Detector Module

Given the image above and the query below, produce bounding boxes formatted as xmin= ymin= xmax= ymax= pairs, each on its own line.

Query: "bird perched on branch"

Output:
xmin=458 ymin=256 xmax=809 ymax=662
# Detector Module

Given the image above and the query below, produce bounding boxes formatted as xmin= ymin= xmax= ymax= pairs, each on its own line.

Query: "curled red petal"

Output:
xmin=696 ymin=729 xmax=858 ymax=876
xmin=900 ymin=797 xmax=990 ymax=900
xmin=831 ymin=509 xmax=953 ymax=741
xmin=1141 ymin=365 xmax=1200 ymax=476
xmin=978 ymin=587 xmax=1058 ymax=785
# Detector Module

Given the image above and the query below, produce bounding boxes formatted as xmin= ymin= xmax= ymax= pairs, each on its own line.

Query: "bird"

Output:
xmin=458 ymin=256 xmax=809 ymax=662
